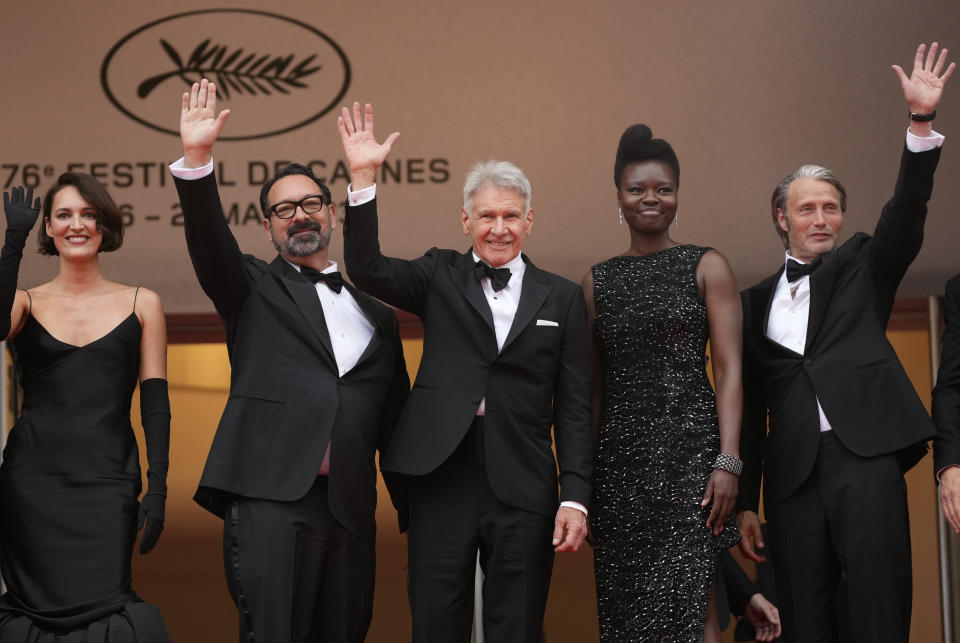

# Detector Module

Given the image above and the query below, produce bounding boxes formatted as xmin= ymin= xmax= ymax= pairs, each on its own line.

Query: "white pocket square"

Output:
xmin=536 ymin=319 xmax=559 ymax=327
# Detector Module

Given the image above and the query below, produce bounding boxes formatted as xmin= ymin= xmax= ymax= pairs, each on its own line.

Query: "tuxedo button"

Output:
xmin=339 ymin=377 xmax=346 ymax=385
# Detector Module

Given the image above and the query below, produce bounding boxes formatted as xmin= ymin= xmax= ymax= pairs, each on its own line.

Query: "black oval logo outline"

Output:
xmin=100 ymin=8 xmax=351 ymax=141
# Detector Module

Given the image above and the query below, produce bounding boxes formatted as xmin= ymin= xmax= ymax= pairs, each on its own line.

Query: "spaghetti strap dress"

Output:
xmin=0 ymin=292 xmax=170 ymax=641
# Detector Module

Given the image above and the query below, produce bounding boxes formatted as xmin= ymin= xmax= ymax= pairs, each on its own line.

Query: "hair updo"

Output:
xmin=613 ymin=124 xmax=680 ymax=189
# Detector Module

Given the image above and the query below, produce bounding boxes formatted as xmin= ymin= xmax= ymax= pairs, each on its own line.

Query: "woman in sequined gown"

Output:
xmin=582 ymin=125 xmax=743 ymax=642
xmin=0 ymin=176 xmax=171 ymax=641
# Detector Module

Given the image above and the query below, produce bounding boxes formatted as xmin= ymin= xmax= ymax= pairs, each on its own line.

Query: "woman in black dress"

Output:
xmin=583 ymin=125 xmax=743 ymax=642
xmin=0 ymin=175 xmax=171 ymax=641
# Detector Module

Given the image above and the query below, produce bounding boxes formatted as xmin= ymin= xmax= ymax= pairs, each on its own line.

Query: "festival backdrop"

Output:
xmin=3 ymin=0 xmax=959 ymax=314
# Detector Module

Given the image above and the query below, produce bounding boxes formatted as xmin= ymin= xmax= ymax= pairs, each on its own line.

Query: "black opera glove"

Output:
xmin=0 ymin=187 xmax=41 ymax=338
xmin=3 ymin=186 xmax=42 ymax=239
xmin=137 ymin=378 xmax=171 ymax=554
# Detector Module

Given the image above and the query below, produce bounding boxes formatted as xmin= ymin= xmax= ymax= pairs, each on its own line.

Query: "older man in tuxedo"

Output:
xmin=338 ymin=103 xmax=592 ymax=643
xmin=737 ymin=43 xmax=953 ymax=643
xmin=169 ymin=80 xmax=410 ymax=642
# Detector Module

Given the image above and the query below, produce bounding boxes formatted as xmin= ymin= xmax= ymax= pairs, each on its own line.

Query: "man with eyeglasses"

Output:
xmin=168 ymin=79 xmax=410 ymax=642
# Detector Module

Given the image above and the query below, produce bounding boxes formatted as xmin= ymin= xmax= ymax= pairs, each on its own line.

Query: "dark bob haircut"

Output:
xmin=39 ymin=173 xmax=124 ymax=255
xmin=613 ymin=124 xmax=680 ymax=189
xmin=258 ymin=163 xmax=332 ymax=219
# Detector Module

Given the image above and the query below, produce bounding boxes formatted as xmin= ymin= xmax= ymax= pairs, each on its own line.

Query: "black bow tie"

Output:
xmin=786 ymin=258 xmax=823 ymax=283
xmin=473 ymin=261 xmax=511 ymax=292
xmin=300 ymin=266 xmax=343 ymax=293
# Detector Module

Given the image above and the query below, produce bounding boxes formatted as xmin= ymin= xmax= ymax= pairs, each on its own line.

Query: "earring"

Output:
xmin=674 ymin=211 xmax=678 ymax=227
xmin=618 ymin=207 xmax=623 ymax=225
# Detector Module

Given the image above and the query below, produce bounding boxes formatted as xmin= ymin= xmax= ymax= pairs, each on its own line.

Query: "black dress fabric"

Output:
xmin=0 ymin=312 xmax=170 ymax=642
xmin=591 ymin=246 xmax=739 ymax=642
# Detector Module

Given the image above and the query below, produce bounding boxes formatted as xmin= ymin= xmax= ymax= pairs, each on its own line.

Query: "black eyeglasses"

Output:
xmin=269 ymin=194 xmax=329 ymax=219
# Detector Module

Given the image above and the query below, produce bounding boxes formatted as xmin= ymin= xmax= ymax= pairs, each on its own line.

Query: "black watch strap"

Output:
xmin=909 ymin=110 xmax=937 ymax=122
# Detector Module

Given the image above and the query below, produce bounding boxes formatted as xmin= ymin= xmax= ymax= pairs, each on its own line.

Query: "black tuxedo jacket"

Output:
xmin=740 ymin=145 xmax=941 ymax=512
xmin=174 ymin=173 xmax=409 ymax=544
xmin=932 ymin=274 xmax=960 ymax=475
xmin=343 ymin=198 xmax=592 ymax=517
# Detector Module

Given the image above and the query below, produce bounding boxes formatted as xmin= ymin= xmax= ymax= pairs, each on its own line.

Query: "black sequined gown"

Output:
xmin=591 ymin=246 xmax=739 ymax=642
xmin=0 ymin=313 xmax=171 ymax=641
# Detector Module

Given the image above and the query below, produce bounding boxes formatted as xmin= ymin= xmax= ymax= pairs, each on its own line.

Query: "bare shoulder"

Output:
xmin=132 ymin=287 xmax=165 ymax=322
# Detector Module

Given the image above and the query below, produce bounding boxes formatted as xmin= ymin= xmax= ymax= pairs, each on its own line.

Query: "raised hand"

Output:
xmin=180 ymin=78 xmax=231 ymax=168
xmin=337 ymin=102 xmax=399 ymax=189
xmin=892 ymin=42 xmax=955 ymax=114
xmin=3 ymin=186 xmax=41 ymax=235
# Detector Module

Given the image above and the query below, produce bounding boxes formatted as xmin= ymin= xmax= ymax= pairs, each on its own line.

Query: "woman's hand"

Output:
xmin=3 ymin=186 xmax=41 ymax=236
xmin=702 ymin=468 xmax=738 ymax=536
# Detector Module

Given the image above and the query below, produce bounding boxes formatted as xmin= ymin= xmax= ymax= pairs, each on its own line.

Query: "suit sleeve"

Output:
xmin=719 ymin=549 xmax=758 ymax=616
xmin=738 ymin=291 xmax=766 ymax=513
xmin=933 ymin=274 xmax=960 ymax=476
xmin=553 ymin=286 xmax=594 ymax=509
xmin=866 ymin=144 xmax=941 ymax=306
xmin=173 ymin=173 xmax=248 ymax=318
xmin=378 ymin=311 xmax=411 ymax=531
xmin=343 ymin=198 xmax=435 ymax=316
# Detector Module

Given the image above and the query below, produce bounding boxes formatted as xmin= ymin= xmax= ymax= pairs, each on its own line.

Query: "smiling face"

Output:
xmin=461 ymin=183 xmax=533 ymax=267
xmin=45 ymin=186 xmax=103 ymax=258
xmin=617 ymin=160 xmax=678 ymax=235
xmin=778 ymin=177 xmax=843 ymax=263
xmin=262 ymin=174 xmax=336 ymax=258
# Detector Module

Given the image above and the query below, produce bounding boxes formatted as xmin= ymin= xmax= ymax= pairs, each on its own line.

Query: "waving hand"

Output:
xmin=892 ymin=42 xmax=955 ymax=115
xmin=180 ymin=79 xmax=231 ymax=168
xmin=338 ymin=102 xmax=399 ymax=190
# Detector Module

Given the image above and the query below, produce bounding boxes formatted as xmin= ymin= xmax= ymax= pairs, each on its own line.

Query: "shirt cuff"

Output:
xmin=347 ymin=183 xmax=377 ymax=206
xmin=169 ymin=156 xmax=215 ymax=180
xmin=906 ymin=128 xmax=945 ymax=152
xmin=937 ymin=463 xmax=960 ymax=483
xmin=560 ymin=500 xmax=588 ymax=517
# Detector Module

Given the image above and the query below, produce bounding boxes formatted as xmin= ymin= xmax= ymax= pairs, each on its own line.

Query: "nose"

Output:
xmin=642 ymin=189 xmax=659 ymax=203
xmin=68 ymin=213 xmax=85 ymax=229
xmin=491 ymin=216 xmax=507 ymax=234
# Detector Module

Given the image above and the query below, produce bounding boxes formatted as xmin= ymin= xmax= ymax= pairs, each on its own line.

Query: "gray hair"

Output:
xmin=770 ymin=164 xmax=847 ymax=249
xmin=462 ymin=160 xmax=532 ymax=214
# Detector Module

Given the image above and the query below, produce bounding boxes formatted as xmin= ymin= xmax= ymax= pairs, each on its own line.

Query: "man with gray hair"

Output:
xmin=737 ymin=42 xmax=953 ymax=642
xmin=339 ymin=102 xmax=591 ymax=643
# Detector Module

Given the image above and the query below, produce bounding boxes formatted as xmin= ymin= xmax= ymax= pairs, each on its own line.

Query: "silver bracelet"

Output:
xmin=714 ymin=453 xmax=743 ymax=477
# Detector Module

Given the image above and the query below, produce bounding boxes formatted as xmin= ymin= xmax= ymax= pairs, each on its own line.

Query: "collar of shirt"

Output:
xmin=285 ymin=258 xmax=339 ymax=278
xmin=470 ymin=251 xmax=526 ymax=291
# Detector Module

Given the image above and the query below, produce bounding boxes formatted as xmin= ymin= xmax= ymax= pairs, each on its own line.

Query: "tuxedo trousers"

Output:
xmin=766 ymin=430 xmax=911 ymax=643
xmin=407 ymin=419 xmax=555 ymax=643
xmin=222 ymin=476 xmax=376 ymax=643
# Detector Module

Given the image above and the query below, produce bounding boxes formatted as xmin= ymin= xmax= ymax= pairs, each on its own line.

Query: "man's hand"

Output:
xmin=337 ymin=102 xmax=399 ymax=190
xmin=553 ymin=506 xmax=587 ymax=552
xmin=941 ymin=466 xmax=960 ymax=533
xmin=180 ymin=78 xmax=231 ymax=168
xmin=702 ymin=468 xmax=738 ymax=536
xmin=736 ymin=509 xmax=767 ymax=563
xmin=892 ymin=42 xmax=955 ymax=121
xmin=744 ymin=592 xmax=782 ymax=642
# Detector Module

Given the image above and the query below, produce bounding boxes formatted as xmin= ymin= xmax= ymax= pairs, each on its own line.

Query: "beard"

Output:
xmin=271 ymin=219 xmax=332 ymax=256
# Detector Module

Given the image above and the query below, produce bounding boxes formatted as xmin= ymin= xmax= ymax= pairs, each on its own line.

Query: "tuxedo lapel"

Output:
xmin=805 ymin=252 xmax=837 ymax=352
xmin=450 ymin=251 xmax=496 ymax=332
xmin=271 ymin=257 xmax=336 ymax=363
xmin=502 ymin=259 xmax=551 ymax=352
xmin=344 ymin=283 xmax=385 ymax=369
xmin=756 ymin=269 xmax=803 ymax=358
